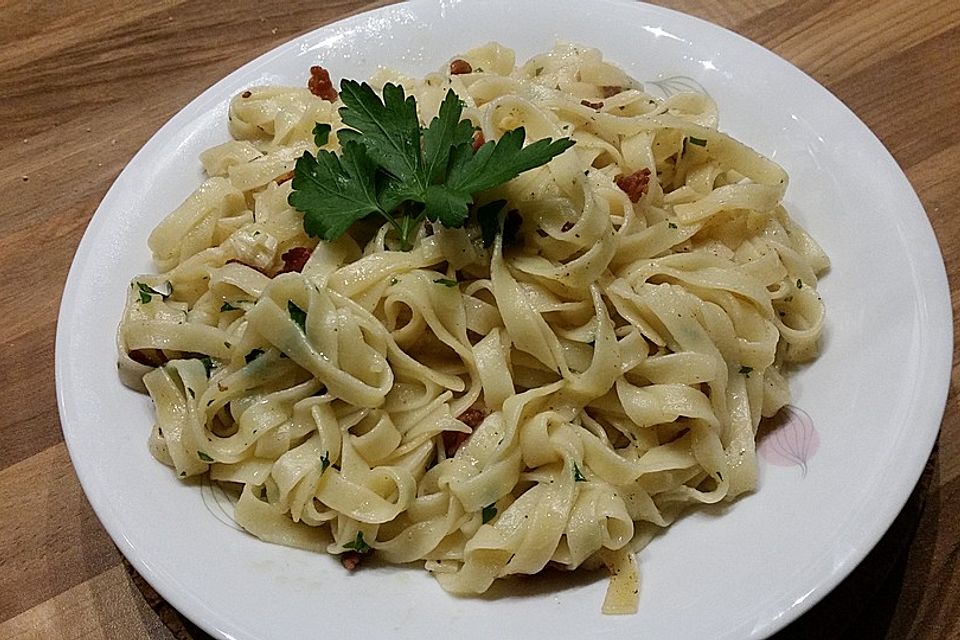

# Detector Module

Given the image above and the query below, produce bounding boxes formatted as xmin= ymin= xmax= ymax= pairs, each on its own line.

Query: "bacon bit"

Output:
xmin=443 ymin=430 xmax=471 ymax=458
xmin=616 ymin=168 xmax=651 ymax=203
xmin=308 ymin=65 xmax=338 ymax=101
xmin=458 ymin=407 xmax=487 ymax=429
xmin=279 ymin=247 xmax=312 ymax=274
xmin=341 ymin=552 xmax=363 ymax=571
xmin=601 ymin=85 xmax=623 ymax=98
xmin=560 ymin=221 xmax=575 ymax=232
xmin=581 ymin=99 xmax=604 ymax=110
xmin=449 ymin=59 xmax=473 ymax=75
xmin=275 ymin=169 xmax=294 ymax=185
xmin=241 ymin=90 xmax=252 ymax=98
xmin=472 ymin=130 xmax=486 ymax=152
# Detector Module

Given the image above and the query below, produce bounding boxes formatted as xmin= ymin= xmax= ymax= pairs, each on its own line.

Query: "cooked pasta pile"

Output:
xmin=118 ymin=43 xmax=828 ymax=613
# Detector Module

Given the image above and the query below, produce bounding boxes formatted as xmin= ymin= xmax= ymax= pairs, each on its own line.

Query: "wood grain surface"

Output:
xmin=1 ymin=1 xmax=958 ymax=638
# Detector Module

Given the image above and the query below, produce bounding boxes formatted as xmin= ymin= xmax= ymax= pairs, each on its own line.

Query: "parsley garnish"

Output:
xmin=137 ymin=282 xmax=170 ymax=305
xmin=344 ymin=531 xmax=371 ymax=554
xmin=667 ymin=222 xmax=677 ymax=229
xmin=688 ymin=136 xmax=707 ymax=147
xmin=796 ymin=279 xmax=804 ymax=289
xmin=198 ymin=451 xmax=214 ymax=462
xmin=739 ymin=366 xmax=753 ymax=376
xmin=573 ymin=462 xmax=586 ymax=482
xmin=434 ymin=278 xmax=458 ymax=287
xmin=244 ymin=348 xmax=264 ymax=364
xmin=320 ymin=450 xmax=330 ymax=473
xmin=288 ymin=300 xmax=307 ymax=331
xmin=475 ymin=199 xmax=508 ymax=248
xmin=200 ymin=356 xmax=214 ymax=377
xmin=289 ymin=81 xmax=573 ymax=250
xmin=481 ymin=503 xmax=498 ymax=524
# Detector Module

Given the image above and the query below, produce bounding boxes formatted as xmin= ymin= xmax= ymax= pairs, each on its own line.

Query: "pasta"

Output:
xmin=117 ymin=42 xmax=828 ymax=613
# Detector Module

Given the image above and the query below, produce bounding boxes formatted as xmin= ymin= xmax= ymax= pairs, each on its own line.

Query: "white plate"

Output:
xmin=55 ymin=1 xmax=952 ymax=638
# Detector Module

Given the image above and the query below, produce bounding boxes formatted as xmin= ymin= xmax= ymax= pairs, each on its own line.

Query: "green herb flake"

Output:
xmin=313 ymin=122 xmax=331 ymax=147
xmin=481 ymin=503 xmax=498 ymax=524
xmin=739 ymin=366 xmax=753 ymax=376
xmin=288 ymin=300 xmax=307 ymax=331
xmin=667 ymin=222 xmax=677 ymax=229
xmin=796 ymin=279 xmax=804 ymax=289
xmin=221 ymin=302 xmax=240 ymax=312
xmin=320 ymin=450 xmax=330 ymax=473
xmin=136 ymin=282 xmax=170 ymax=305
xmin=434 ymin=278 xmax=458 ymax=287
xmin=289 ymin=81 xmax=573 ymax=250
xmin=475 ymin=199 xmax=508 ymax=248
xmin=343 ymin=531 xmax=371 ymax=554
xmin=244 ymin=348 xmax=265 ymax=364
xmin=688 ymin=136 xmax=707 ymax=147
xmin=197 ymin=451 xmax=214 ymax=463
xmin=573 ymin=462 xmax=586 ymax=482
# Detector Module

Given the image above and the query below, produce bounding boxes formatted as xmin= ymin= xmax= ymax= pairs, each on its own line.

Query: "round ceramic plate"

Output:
xmin=55 ymin=1 xmax=952 ymax=638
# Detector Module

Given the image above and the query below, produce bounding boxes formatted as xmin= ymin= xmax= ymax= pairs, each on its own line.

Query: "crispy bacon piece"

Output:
xmin=449 ymin=59 xmax=473 ymax=75
xmin=279 ymin=247 xmax=312 ymax=274
xmin=341 ymin=552 xmax=363 ymax=571
xmin=275 ymin=169 xmax=294 ymax=185
xmin=458 ymin=407 xmax=487 ymax=429
xmin=472 ymin=130 xmax=485 ymax=152
xmin=581 ymin=99 xmax=604 ymax=110
xmin=616 ymin=168 xmax=651 ymax=203
xmin=308 ymin=65 xmax=338 ymax=101
xmin=601 ymin=85 xmax=623 ymax=98
xmin=443 ymin=431 xmax=471 ymax=458
xmin=443 ymin=407 xmax=488 ymax=457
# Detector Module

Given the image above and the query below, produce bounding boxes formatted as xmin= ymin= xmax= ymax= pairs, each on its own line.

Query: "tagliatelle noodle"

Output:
xmin=118 ymin=42 xmax=828 ymax=614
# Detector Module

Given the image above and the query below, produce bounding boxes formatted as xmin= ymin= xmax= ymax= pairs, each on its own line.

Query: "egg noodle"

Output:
xmin=118 ymin=43 xmax=828 ymax=613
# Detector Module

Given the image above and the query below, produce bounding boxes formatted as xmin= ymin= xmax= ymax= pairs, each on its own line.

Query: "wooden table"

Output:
xmin=1 ymin=1 xmax=957 ymax=638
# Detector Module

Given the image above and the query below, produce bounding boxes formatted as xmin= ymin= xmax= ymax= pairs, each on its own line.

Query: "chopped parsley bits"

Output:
xmin=288 ymin=300 xmax=307 ymax=331
xmin=344 ymin=531 xmax=371 ymax=553
xmin=667 ymin=222 xmax=677 ymax=229
xmin=573 ymin=462 xmax=586 ymax=482
xmin=136 ymin=282 xmax=170 ymax=305
xmin=796 ymin=279 xmax=804 ymax=289
xmin=320 ymin=450 xmax=330 ymax=473
xmin=197 ymin=451 xmax=214 ymax=462
xmin=434 ymin=278 xmax=458 ymax=287
xmin=688 ymin=136 xmax=707 ymax=147
xmin=200 ymin=356 xmax=214 ymax=377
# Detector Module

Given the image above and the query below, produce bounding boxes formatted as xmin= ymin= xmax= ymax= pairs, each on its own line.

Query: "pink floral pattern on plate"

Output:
xmin=757 ymin=405 xmax=820 ymax=478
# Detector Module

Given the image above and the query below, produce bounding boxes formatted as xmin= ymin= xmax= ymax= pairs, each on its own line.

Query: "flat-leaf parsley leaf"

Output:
xmin=289 ymin=81 xmax=573 ymax=250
